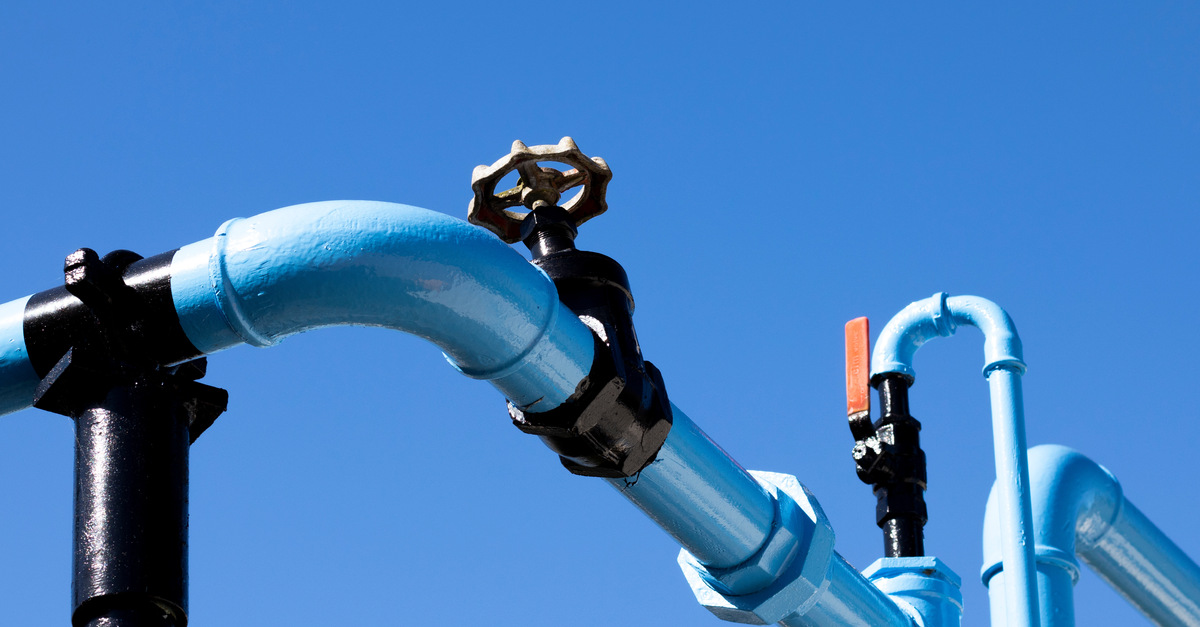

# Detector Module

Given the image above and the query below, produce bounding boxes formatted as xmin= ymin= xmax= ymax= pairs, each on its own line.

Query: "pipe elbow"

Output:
xmin=169 ymin=200 xmax=594 ymax=408
xmin=982 ymin=444 xmax=1123 ymax=587
xmin=870 ymin=292 xmax=957 ymax=383
xmin=871 ymin=292 xmax=1025 ymax=383
xmin=945 ymin=295 xmax=1025 ymax=377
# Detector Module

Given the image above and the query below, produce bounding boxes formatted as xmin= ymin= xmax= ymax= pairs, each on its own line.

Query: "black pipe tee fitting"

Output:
xmin=27 ymin=248 xmax=227 ymax=627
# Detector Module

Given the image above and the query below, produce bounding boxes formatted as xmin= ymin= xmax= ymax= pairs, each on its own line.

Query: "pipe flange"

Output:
xmin=468 ymin=137 xmax=612 ymax=243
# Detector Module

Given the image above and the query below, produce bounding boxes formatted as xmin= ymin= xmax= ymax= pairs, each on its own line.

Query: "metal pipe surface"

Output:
xmin=0 ymin=296 xmax=37 ymax=416
xmin=72 ymin=381 xmax=189 ymax=627
xmin=872 ymin=292 xmax=1039 ymax=627
xmin=865 ymin=556 xmax=963 ymax=627
xmin=0 ymin=201 xmax=595 ymax=416
xmin=778 ymin=554 xmax=915 ymax=627
xmin=0 ymin=200 xmax=786 ymax=586
xmin=983 ymin=445 xmax=1200 ymax=627
xmin=607 ymin=404 xmax=775 ymax=568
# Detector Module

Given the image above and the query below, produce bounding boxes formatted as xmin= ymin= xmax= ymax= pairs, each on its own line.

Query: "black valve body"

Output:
xmin=853 ymin=374 xmax=928 ymax=557
xmin=506 ymin=206 xmax=673 ymax=478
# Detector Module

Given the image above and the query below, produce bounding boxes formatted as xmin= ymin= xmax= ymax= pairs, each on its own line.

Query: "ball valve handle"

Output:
xmin=468 ymin=137 xmax=612 ymax=244
xmin=844 ymin=316 xmax=930 ymax=558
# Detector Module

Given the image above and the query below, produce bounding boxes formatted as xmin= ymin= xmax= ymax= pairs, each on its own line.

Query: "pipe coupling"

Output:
xmin=678 ymin=471 xmax=836 ymax=624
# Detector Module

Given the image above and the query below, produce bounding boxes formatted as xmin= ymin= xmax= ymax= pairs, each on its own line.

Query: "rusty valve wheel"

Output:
xmin=468 ymin=136 xmax=612 ymax=243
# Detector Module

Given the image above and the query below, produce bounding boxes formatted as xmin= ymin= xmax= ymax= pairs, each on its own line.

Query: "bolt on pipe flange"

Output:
xmin=468 ymin=137 xmax=612 ymax=243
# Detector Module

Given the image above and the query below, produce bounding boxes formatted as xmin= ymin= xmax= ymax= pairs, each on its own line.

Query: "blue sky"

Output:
xmin=1 ymin=3 xmax=1197 ymax=625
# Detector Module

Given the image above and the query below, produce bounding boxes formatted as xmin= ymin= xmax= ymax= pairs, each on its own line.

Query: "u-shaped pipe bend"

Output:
xmin=871 ymin=292 xmax=1025 ymax=382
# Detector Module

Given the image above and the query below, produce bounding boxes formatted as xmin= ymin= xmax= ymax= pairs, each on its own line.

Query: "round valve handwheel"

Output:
xmin=468 ymin=137 xmax=612 ymax=243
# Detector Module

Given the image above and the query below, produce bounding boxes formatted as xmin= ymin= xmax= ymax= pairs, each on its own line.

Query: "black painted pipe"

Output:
xmin=71 ymin=377 xmax=190 ymax=627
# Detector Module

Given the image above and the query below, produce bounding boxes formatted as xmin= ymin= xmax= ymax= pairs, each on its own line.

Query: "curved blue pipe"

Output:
xmin=872 ymin=292 xmax=1039 ymax=627
xmin=168 ymin=200 xmax=594 ymax=410
xmin=871 ymin=292 xmax=1024 ymax=381
xmin=983 ymin=445 xmax=1200 ymax=627
xmin=0 ymin=200 xmax=781 ymax=575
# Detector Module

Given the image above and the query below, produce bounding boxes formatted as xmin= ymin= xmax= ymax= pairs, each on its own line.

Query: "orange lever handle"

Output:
xmin=845 ymin=317 xmax=871 ymax=421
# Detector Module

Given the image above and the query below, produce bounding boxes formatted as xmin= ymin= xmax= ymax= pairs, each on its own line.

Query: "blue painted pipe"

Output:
xmin=865 ymin=557 xmax=963 ymax=627
xmin=0 ymin=200 xmax=781 ymax=577
xmin=983 ymin=445 xmax=1200 ymax=627
xmin=0 ymin=200 xmax=938 ymax=623
xmin=779 ymin=555 xmax=916 ymax=627
xmin=169 ymin=200 xmax=596 ymax=410
xmin=608 ymin=403 xmax=775 ymax=569
xmin=872 ymin=292 xmax=1039 ymax=627
xmin=0 ymin=295 xmax=37 ymax=417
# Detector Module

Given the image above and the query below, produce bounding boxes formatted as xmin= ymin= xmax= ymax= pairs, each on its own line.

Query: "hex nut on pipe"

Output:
xmin=679 ymin=471 xmax=837 ymax=625
xmin=686 ymin=476 xmax=805 ymax=595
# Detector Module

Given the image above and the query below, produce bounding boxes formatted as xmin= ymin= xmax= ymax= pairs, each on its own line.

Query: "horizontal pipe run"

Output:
xmin=983 ymin=445 xmax=1200 ymax=627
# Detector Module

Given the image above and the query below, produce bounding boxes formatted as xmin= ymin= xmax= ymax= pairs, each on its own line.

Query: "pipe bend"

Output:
xmin=944 ymin=295 xmax=1026 ymax=377
xmin=982 ymin=444 xmax=1123 ymax=587
xmin=169 ymin=200 xmax=594 ymax=409
xmin=0 ymin=200 xmax=595 ymax=416
xmin=871 ymin=292 xmax=1025 ymax=382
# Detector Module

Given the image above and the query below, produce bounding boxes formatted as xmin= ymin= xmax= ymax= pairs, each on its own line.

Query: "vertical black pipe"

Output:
xmin=72 ymin=377 xmax=189 ymax=627
xmin=882 ymin=518 xmax=924 ymax=558
xmin=873 ymin=374 xmax=927 ymax=558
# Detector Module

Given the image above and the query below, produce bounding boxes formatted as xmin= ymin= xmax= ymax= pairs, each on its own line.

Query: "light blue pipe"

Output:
xmin=0 ymin=201 xmax=596 ymax=414
xmin=169 ymin=200 xmax=595 ymax=410
xmin=172 ymin=201 xmax=782 ymax=568
xmin=609 ymin=403 xmax=775 ymax=568
xmin=777 ymin=554 xmax=916 ymax=627
xmin=0 ymin=296 xmax=37 ymax=417
xmin=872 ymin=292 xmax=1039 ymax=627
xmin=679 ymin=470 xmax=916 ymax=626
xmin=0 ymin=200 xmax=932 ymax=623
xmin=983 ymin=445 xmax=1200 ymax=627
xmin=865 ymin=557 xmax=963 ymax=627
xmin=0 ymin=200 xmax=781 ymax=580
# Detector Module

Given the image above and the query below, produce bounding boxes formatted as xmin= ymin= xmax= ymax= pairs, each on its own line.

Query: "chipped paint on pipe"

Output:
xmin=872 ymin=292 xmax=1039 ymax=627
xmin=983 ymin=445 xmax=1200 ymax=627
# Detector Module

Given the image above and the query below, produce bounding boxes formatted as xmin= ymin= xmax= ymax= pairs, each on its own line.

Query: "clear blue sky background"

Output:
xmin=1 ymin=3 xmax=1197 ymax=625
